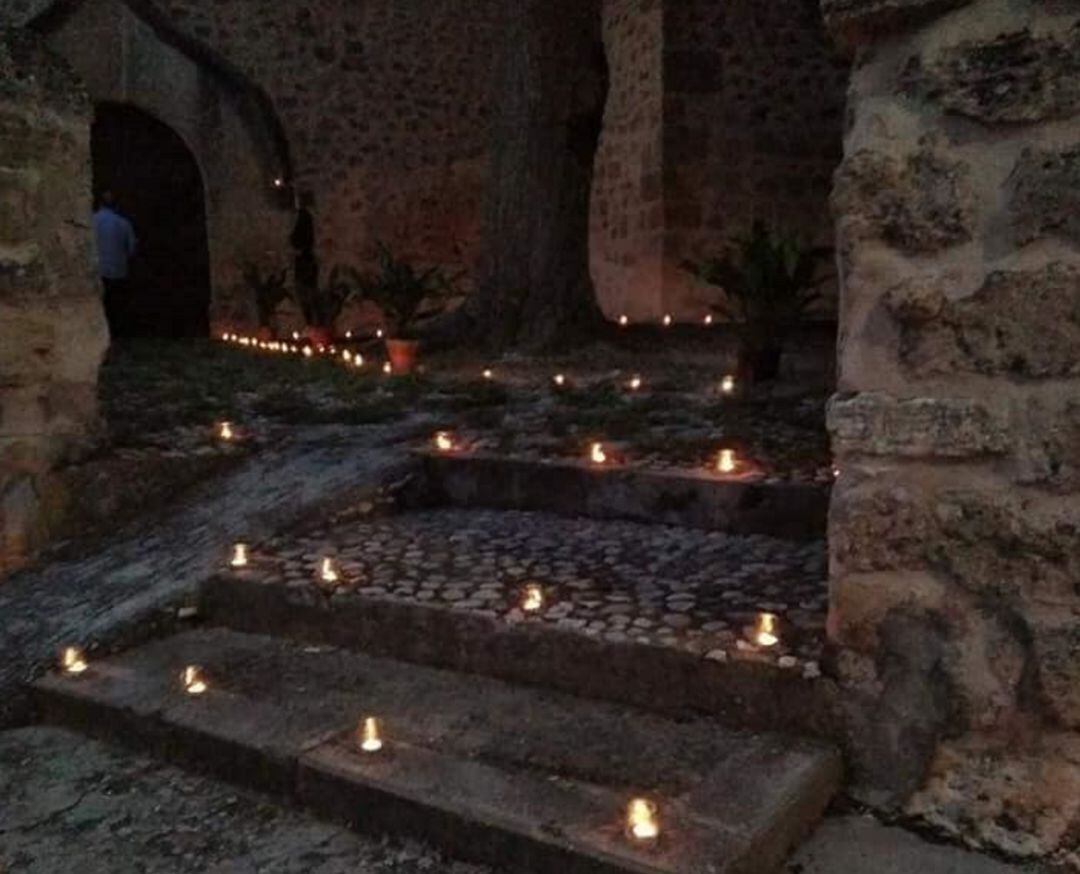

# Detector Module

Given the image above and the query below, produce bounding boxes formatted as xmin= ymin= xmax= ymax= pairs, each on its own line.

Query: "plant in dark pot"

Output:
xmin=241 ymin=261 xmax=289 ymax=340
xmin=686 ymin=222 xmax=832 ymax=382
xmin=355 ymin=242 xmax=459 ymax=374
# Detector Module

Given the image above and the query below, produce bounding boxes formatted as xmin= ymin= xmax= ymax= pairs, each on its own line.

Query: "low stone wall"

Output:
xmin=0 ymin=29 xmax=107 ymax=575
xmin=823 ymin=0 xmax=1080 ymax=861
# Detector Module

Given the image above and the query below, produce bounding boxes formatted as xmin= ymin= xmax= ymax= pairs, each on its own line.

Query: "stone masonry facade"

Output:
xmin=824 ymin=0 xmax=1080 ymax=862
xmin=0 ymin=29 xmax=108 ymax=574
xmin=6 ymin=0 xmax=846 ymax=327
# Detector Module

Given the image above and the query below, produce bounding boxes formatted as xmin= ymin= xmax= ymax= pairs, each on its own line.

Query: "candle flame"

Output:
xmin=553 ymin=374 xmax=566 ymax=387
xmin=219 ymin=422 xmax=235 ymax=441
xmin=181 ymin=665 xmax=208 ymax=695
xmin=383 ymin=362 xmax=393 ymax=375
xmin=358 ymin=716 xmax=383 ymax=753
xmin=522 ymin=584 xmax=544 ymax=612
xmin=619 ymin=314 xmax=629 ymax=327
xmin=717 ymin=449 xmax=737 ymax=474
xmin=230 ymin=543 xmax=249 ymax=568
xmin=721 ymin=374 xmax=736 ymax=394
xmin=662 ymin=314 xmax=672 ymax=327
xmin=704 ymin=313 xmax=714 ymax=326
xmin=342 ymin=350 xmax=352 ymax=363
xmin=482 ymin=369 xmax=494 ymax=380
xmin=61 ymin=647 xmax=88 ymax=675
xmin=590 ymin=442 xmax=608 ymax=465
xmin=320 ymin=558 xmax=340 ymax=585
xmin=302 ymin=346 xmax=313 ymax=358
xmin=354 ymin=355 xmax=365 ymax=368
xmin=434 ymin=431 xmax=455 ymax=452
xmin=754 ymin=613 xmax=780 ymax=648
xmin=628 ymin=376 xmax=642 ymax=391
xmin=376 ymin=329 xmax=384 ymax=339
xmin=627 ymin=798 xmax=660 ymax=842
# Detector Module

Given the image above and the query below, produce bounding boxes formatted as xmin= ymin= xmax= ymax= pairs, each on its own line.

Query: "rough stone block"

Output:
xmin=1010 ymin=146 xmax=1080 ymax=248
xmin=828 ymin=392 xmax=1009 ymax=458
xmin=821 ymin=0 xmax=972 ymax=46
xmin=832 ymin=148 xmax=974 ymax=254
xmin=902 ymin=27 xmax=1080 ymax=125
xmin=893 ymin=265 xmax=1080 ymax=380
xmin=1029 ymin=610 xmax=1080 ymax=729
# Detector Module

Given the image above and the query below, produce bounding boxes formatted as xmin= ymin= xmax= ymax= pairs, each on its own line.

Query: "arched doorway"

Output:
xmin=91 ymin=103 xmax=211 ymax=338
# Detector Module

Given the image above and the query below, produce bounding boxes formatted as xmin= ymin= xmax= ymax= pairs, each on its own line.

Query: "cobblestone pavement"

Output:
xmin=0 ymin=726 xmax=489 ymax=874
xmin=249 ymin=507 xmax=829 ymax=670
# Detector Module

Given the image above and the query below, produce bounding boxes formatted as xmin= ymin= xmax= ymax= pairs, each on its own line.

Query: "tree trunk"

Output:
xmin=458 ymin=0 xmax=608 ymax=352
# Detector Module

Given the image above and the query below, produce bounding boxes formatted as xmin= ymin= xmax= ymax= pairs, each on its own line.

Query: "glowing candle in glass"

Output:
xmin=717 ymin=449 xmax=737 ymax=475
xmin=181 ymin=665 xmax=208 ymax=695
xmin=753 ymin=613 xmax=780 ymax=648
xmin=626 ymin=798 xmax=660 ymax=843
xmin=230 ymin=543 xmax=249 ymax=568
xmin=358 ymin=716 xmax=383 ymax=753
xmin=61 ymin=646 xmax=88 ymax=676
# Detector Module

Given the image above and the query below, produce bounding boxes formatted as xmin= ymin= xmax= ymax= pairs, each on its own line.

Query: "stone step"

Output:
xmin=203 ymin=507 xmax=836 ymax=737
xmin=414 ymin=452 xmax=829 ymax=541
xmin=32 ymin=628 xmax=842 ymax=874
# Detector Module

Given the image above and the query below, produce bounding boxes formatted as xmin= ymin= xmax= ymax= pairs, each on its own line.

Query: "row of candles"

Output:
xmin=59 ymin=639 xmax=665 ymax=845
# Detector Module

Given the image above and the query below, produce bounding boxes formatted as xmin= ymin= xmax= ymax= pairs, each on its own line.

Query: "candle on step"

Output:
xmin=522 ymin=584 xmax=544 ymax=612
xmin=61 ymin=646 xmax=88 ymax=676
xmin=703 ymin=313 xmax=714 ymax=326
xmin=181 ymin=665 xmax=208 ymax=695
xmin=754 ymin=613 xmax=780 ymax=648
xmin=553 ymin=373 xmax=566 ymax=388
xmin=434 ymin=431 xmax=456 ymax=453
xmin=717 ymin=449 xmax=737 ymax=475
xmin=590 ymin=442 xmax=608 ymax=465
xmin=662 ymin=314 xmax=672 ymax=327
xmin=628 ymin=375 xmax=642 ymax=392
xmin=218 ymin=422 xmax=235 ymax=442
xmin=320 ymin=558 xmax=340 ymax=585
xmin=721 ymin=374 xmax=736 ymax=395
xmin=627 ymin=798 xmax=660 ymax=842
xmin=619 ymin=314 xmax=629 ymax=327
xmin=358 ymin=717 xmax=383 ymax=753
xmin=230 ymin=543 xmax=249 ymax=568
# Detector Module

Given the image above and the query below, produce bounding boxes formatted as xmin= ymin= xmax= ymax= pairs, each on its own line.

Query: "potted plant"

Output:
xmin=354 ymin=242 xmax=459 ymax=373
xmin=241 ymin=261 xmax=289 ymax=341
xmin=686 ymin=222 xmax=832 ymax=382
xmin=292 ymin=265 xmax=355 ymax=347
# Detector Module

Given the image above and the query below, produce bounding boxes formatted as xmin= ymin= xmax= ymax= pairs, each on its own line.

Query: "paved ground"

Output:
xmin=0 ymin=727 xmax=1049 ymax=874
xmin=0 ymin=423 xmax=422 ymax=729
xmin=246 ymin=507 xmax=828 ymax=668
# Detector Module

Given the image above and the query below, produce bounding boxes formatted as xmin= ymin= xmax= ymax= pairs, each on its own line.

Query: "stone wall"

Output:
xmin=0 ymin=28 xmax=108 ymax=574
xmin=590 ymin=0 xmax=665 ymax=320
xmin=663 ymin=0 xmax=849 ymax=317
xmin=823 ymin=0 xmax=1080 ymax=863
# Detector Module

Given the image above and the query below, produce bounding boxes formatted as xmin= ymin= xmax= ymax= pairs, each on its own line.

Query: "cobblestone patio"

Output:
xmin=244 ymin=508 xmax=829 ymax=672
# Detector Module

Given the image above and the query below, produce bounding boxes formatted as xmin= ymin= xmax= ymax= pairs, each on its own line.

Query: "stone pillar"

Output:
xmin=823 ymin=0 xmax=1080 ymax=860
xmin=0 ymin=29 xmax=107 ymax=575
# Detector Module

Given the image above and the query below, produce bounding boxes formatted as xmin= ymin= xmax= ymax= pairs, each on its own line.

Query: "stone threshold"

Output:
xmin=32 ymin=628 xmax=842 ymax=874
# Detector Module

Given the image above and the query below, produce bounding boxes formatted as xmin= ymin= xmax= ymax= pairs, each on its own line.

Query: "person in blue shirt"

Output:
xmin=93 ymin=191 xmax=137 ymax=335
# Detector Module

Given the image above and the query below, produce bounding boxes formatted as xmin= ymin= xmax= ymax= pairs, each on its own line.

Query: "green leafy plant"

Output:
xmin=241 ymin=262 xmax=289 ymax=329
xmin=304 ymin=264 xmax=359 ymax=330
xmin=353 ymin=242 xmax=460 ymax=339
xmin=686 ymin=222 xmax=832 ymax=381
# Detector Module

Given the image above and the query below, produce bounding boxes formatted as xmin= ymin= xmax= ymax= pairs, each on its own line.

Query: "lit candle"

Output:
xmin=353 ymin=355 xmax=365 ymax=368
xmin=218 ymin=422 xmax=235 ymax=441
xmin=619 ymin=314 xmax=629 ymax=327
xmin=553 ymin=374 xmax=566 ymax=388
xmin=522 ymin=584 xmax=544 ymax=612
xmin=292 ymin=331 xmax=300 ymax=341
xmin=717 ymin=449 xmax=737 ymax=474
xmin=703 ymin=314 xmax=714 ymax=326
xmin=345 ymin=330 xmax=353 ymax=339
xmin=482 ymin=369 xmax=494 ymax=380
xmin=662 ymin=314 xmax=672 ymax=327
xmin=342 ymin=350 xmax=352 ymax=363
xmin=626 ymin=798 xmax=660 ymax=843
xmin=383 ymin=362 xmax=393 ymax=375
xmin=832 ymin=467 xmax=841 ymax=480
xmin=628 ymin=376 xmax=642 ymax=392
xmin=220 ymin=332 xmax=229 ymax=342
xmin=358 ymin=716 xmax=383 ymax=753
xmin=753 ymin=613 xmax=780 ymax=648
xmin=273 ymin=177 xmax=284 ymax=188
xmin=434 ymin=431 xmax=456 ymax=452
xmin=320 ymin=558 xmax=340 ymax=585
xmin=181 ymin=665 xmax=208 ymax=695
xmin=376 ymin=329 xmax=384 ymax=340
xmin=302 ymin=346 xmax=314 ymax=359
xmin=721 ymin=374 xmax=736 ymax=395
xmin=230 ymin=543 xmax=249 ymax=568
xmin=590 ymin=442 xmax=608 ymax=465
xmin=61 ymin=646 xmax=88 ymax=676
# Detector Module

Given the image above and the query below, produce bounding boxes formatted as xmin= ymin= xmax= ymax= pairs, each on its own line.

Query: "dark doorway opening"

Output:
xmin=91 ymin=103 xmax=211 ymax=338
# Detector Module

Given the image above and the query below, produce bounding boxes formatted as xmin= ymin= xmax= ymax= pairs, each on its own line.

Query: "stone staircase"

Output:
xmin=30 ymin=458 xmax=842 ymax=873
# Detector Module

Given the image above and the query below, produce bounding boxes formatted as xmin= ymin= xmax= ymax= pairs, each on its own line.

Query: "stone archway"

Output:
xmin=28 ymin=0 xmax=294 ymax=333
xmin=92 ymin=101 xmax=212 ymax=337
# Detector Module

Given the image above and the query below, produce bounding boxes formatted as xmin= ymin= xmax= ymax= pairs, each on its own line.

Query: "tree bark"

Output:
xmin=455 ymin=0 xmax=608 ymax=352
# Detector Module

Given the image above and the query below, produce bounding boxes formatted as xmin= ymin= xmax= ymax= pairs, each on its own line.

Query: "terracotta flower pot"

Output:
xmin=305 ymin=325 xmax=333 ymax=347
xmin=385 ymin=338 xmax=420 ymax=374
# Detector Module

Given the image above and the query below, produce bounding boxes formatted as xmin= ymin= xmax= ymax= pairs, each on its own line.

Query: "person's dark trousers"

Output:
xmin=101 ymin=277 xmax=130 ymax=337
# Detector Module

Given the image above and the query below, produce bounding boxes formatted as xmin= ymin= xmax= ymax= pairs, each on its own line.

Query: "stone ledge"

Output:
xmin=828 ymin=392 xmax=1009 ymax=458
xmin=821 ymin=0 xmax=973 ymax=49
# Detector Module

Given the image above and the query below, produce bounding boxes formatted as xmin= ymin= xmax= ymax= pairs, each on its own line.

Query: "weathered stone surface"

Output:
xmin=902 ymin=27 xmax=1080 ymax=125
xmin=829 ymin=393 xmax=1008 ymax=458
xmin=831 ymin=480 xmax=1080 ymax=606
xmin=821 ymin=0 xmax=972 ymax=46
xmin=1029 ymin=609 xmax=1080 ymax=729
xmin=894 ymin=265 xmax=1080 ymax=380
xmin=832 ymin=148 xmax=974 ymax=254
xmin=1010 ymin=146 xmax=1080 ymax=248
